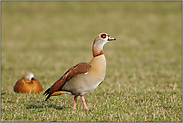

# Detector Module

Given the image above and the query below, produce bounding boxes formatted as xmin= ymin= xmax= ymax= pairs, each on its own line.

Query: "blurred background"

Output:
xmin=2 ymin=1 xmax=181 ymax=89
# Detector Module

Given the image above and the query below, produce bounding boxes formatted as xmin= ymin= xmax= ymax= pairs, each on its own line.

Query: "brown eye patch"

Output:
xmin=101 ymin=34 xmax=106 ymax=38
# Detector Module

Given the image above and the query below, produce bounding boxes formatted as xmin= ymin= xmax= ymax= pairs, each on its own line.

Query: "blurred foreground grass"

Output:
xmin=1 ymin=1 xmax=182 ymax=122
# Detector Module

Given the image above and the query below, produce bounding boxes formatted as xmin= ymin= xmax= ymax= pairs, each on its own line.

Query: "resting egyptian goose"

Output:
xmin=44 ymin=33 xmax=116 ymax=110
xmin=14 ymin=72 xmax=43 ymax=93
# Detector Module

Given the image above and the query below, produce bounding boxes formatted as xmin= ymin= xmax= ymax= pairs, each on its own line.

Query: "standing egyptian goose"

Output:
xmin=14 ymin=72 xmax=43 ymax=93
xmin=44 ymin=33 xmax=116 ymax=110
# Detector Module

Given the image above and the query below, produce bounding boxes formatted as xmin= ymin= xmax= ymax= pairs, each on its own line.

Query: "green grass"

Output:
xmin=1 ymin=1 xmax=182 ymax=122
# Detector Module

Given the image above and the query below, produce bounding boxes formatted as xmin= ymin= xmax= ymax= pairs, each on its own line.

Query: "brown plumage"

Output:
xmin=44 ymin=33 xmax=116 ymax=110
xmin=44 ymin=63 xmax=91 ymax=100
xmin=14 ymin=72 xmax=43 ymax=93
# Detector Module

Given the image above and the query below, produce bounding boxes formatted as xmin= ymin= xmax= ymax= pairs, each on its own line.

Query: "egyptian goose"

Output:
xmin=14 ymin=72 xmax=43 ymax=93
xmin=44 ymin=33 xmax=116 ymax=110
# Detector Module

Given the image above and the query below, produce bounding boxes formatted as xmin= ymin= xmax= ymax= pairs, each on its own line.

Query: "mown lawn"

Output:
xmin=1 ymin=1 xmax=182 ymax=122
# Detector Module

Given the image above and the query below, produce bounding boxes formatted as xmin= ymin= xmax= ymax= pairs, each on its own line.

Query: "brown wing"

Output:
xmin=48 ymin=62 xmax=91 ymax=94
xmin=14 ymin=78 xmax=24 ymax=93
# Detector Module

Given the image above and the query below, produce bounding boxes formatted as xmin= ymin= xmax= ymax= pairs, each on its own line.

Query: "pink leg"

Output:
xmin=72 ymin=96 xmax=77 ymax=109
xmin=80 ymin=96 xmax=89 ymax=110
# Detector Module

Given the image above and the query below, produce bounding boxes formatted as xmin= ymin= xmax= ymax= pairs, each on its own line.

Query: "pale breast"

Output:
xmin=62 ymin=55 xmax=106 ymax=96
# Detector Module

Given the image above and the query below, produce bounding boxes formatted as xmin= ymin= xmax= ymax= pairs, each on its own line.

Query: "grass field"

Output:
xmin=1 ymin=1 xmax=182 ymax=122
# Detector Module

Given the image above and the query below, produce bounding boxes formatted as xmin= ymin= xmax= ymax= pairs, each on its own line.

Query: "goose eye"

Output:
xmin=101 ymin=34 xmax=106 ymax=38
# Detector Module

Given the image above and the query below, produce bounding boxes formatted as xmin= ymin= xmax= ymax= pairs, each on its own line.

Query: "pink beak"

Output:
xmin=108 ymin=36 xmax=116 ymax=41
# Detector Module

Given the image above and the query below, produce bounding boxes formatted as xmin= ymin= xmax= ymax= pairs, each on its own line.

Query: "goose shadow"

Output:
xmin=26 ymin=101 xmax=68 ymax=110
